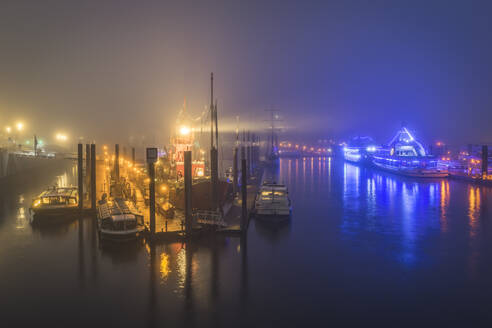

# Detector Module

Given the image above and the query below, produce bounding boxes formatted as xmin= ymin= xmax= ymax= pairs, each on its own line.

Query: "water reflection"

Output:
xmin=343 ymin=162 xmax=361 ymax=214
xmin=254 ymin=219 xmax=291 ymax=243
xmin=3 ymin=158 xmax=492 ymax=326
xmin=439 ymin=180 xmax=450 ymax=232
xmin=468 ymin=186 xmax=481 ymax=237
xmin=160 ymin=252 xmax=171 ymax=280
xmin=340 ymin=162 xmax=457 ymax=265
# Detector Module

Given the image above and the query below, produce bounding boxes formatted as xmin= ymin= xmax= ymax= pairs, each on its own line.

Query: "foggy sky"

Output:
xmin=1 ymin=0 xmax=491 ymax=146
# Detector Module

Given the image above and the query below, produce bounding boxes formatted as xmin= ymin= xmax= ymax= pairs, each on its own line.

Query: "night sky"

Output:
xmin=1 ymin=0 xmax=491 ymax=145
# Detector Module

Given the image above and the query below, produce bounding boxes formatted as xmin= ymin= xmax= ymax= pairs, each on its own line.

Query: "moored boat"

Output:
xmin=371 ymin=126 xmax=449 ymax=178
xmin=30 ymin=186 xmax=79 ymax=222
xmin=254 ymin=182 xmax=291 ymax=222
xmin=97 ymin=196 xmax=145 ymax=242
xmin=343 ymin=136 xmax=379 ymax=164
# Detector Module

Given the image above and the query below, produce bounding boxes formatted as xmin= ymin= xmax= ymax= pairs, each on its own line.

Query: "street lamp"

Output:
xmin=16 ymin=122 xmax=24 ymax=132
xmin=179 ymin=125 xmax=190 ymax=136
xmin=5 ymin=126 xmax=11 ymax=134
xmin=56 ymin=133 xmax=68 ymax=141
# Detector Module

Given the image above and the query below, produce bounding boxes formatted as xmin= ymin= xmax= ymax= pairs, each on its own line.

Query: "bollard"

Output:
xmin=78 ymin=144 xmax=84 ymax=211
xmin=90 ymin=144 xmax=96 ymax=210
xmin=184 ymin=151 xmax=192 ymax=238
xmin=115 ymin=144 xmax=120 ymax=182
xmin=241 ymin=158 xmax=247 ymax=232
xmin=482 ymin=145 xmax=488 ymax=177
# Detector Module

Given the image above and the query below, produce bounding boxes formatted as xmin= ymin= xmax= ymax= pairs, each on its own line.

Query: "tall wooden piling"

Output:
xmin=233 ymin=146 xmax=238 ymax=196
xmin=146 ymin=148 xmax=158 ymax=237
xmin=132 ymin=147 xmax=136 ymax=166
xmin=90 ymin=144 xmax=96 ymax=210
xmin=184 ymin=151 xmax=192 ymax=238
xmin=85 ymin=144 xmax=91 ymax=187
xmin=482 ymin=145 xmax=488 ymax=177
xmin=149 ymin=161 xmax=156 ymax=235
xmin=114 ymin=144 xmax=120 ymax=182
xmin=78 ymin=143 xmax=83 ymax=211
xmin=247 ymin=131 xmax=251 ymax=176
xmin=241 ymin=157 xmax=247 ymax=232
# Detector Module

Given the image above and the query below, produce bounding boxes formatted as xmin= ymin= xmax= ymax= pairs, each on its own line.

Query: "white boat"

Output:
xmin=254 ymin=182 xmax=291 ymax=221
xmin=30 ymin=186 xmax=79 ymax=221
xmin=343 ymin=136 xmax=379 ymax=164
xmin=97 ymin=196 xmax=145 ymax=242
xmin=371 ymin=126 xmax=449 ymax=178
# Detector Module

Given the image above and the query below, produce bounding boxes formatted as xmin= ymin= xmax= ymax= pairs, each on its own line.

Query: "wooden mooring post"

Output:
xmin=85 ymin=144 xmax=90 ymax=191
xmin=247 ymin=131 xmax=251 ymax=176
xmin=90 ymin=144 xmax=96 ymax=210
xmin=184 ymin=151 xmax=192 ymax=238
xmin=241 ymin=157 xmax=247 ymax=232
xmin=114 ymin=144 xmax=120 ymax=182
xmin=147 ymin=148 xmax=158 ymax=236
xmin=78 ymin=143 xmax=83 ymax=211
xmin=233 ymin=146 xmax=238 ymax=197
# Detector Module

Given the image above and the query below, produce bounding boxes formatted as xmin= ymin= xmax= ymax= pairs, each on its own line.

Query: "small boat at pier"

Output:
xmin=97 ymin=195 xmax=145 ymax=242
xmin=254 ymin=182 xmax=291 ymax=221
xmin=30 ymin=186 xmax=79 ymax=221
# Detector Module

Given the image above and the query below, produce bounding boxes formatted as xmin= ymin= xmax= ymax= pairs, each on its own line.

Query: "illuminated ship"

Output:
xmin=168 ymin=100 xmax=230 ymax=211
xmin=343 ymin=136 xmax=379 ymax=164
xmin=371 ymin=126 xmax=449 ymax=178
xmin=169 ymin=101 xmax=205 ymax=179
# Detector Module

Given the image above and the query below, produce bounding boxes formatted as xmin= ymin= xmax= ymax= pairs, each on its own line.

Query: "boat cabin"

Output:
xmin=32 ymin=187 xmax=78 ymax=208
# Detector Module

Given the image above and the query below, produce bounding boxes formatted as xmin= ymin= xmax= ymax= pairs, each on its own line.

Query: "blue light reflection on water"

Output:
xmin=338 ymin=161 xmax=454 ymax=267
xmin=278 ymin=158 xmax=491 ymax=281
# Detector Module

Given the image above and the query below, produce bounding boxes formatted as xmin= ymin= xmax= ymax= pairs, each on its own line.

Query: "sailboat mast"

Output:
xmin=210 ymin=72 xmax=214 ymax=150
xmin=215 ymin=100 xmax=218 ymax=149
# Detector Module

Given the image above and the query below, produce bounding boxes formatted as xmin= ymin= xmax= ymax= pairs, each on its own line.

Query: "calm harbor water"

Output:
xmin=1 ymin=158 xmax=492 ymax=327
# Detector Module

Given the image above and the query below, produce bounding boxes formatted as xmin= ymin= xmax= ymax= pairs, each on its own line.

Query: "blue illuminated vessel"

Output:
xmin=371 ymin=126 xmax=449 ymax=178
xmin=343 ymin=136 xmax=379 ymax=164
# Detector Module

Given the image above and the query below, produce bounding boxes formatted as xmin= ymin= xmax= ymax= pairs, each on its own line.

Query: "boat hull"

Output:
xmin=255 ymin=211 xmax=291 ymax=223
xmin=30 ymin=207 xmax=79 ymax=222
xmin=99 ymin=229 xmax=141 ymax=242
xmin=372 ymin=162 xmax=449 ymax=178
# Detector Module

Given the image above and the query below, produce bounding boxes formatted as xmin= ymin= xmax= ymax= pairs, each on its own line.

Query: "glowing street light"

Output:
xmin=5 ymin=126 xmax=11 ymax=134
xmin=56 ymin=133 xmax=68 ymax=141
xmin=179 ymin=125 xmax=191 ymax=136
xmin=16 ymin=122 xmax=24 ymax=132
